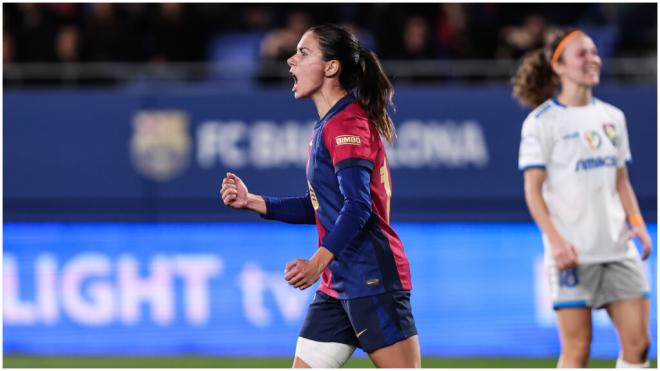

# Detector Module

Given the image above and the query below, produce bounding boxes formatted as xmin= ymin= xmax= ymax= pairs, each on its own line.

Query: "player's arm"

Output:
xmin=262 ymin=193 xmax=315 ymax=224
xmin=523 ymin=168 xmax=578 ymax=269
xmin=318 ymin=115 xmax=374 ymax=257
xmin=285 ymin=165 xmax=373 ymax=290
xmin=616 ymin=166 xmax=652 ymax=259
xmin=220 ymin=172 xmax=266 ymax=214
xmin=220 ymin=172 xmax=314 ymax=224
xmin=321 ymin=165 xmax=373 ymax=257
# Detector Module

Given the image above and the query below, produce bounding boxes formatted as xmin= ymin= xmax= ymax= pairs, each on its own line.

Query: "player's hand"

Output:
xmin=220 ymin=172 xmax=248 ymax=209
xmin=629 ymin=225 xmax=653 ymax=260
xmin=549 ymin=235 xmax=578 ymax=270
xmin=284 ymin=258 xmax=323 ymax=290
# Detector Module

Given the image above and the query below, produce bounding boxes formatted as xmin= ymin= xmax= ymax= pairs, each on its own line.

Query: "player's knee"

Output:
xmin=622 ymin=333 xmax=650 ymax=359
xmin=294 ymin=337 xmax=356 ymax=368
xmin=562 ymin=338 xmax=591 ymax=364
xmin=560 ymin=351 xmax=590 ymax=368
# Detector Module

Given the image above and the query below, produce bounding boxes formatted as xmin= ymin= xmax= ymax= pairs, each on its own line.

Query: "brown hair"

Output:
xmin=310 ymin=24 xmax=396 ymax=144
xmin=512 ymin=29 xmax=579 ymax=108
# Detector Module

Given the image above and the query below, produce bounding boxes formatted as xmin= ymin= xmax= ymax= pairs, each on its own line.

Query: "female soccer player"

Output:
xmin=220 ymin=24 xmax=420 ymax=368
xmin=514 ymin=29 xmax=652 ymax=368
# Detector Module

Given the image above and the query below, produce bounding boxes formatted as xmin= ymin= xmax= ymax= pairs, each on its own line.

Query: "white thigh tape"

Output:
xmin=295 ymin=337 xmax=356 ymax=368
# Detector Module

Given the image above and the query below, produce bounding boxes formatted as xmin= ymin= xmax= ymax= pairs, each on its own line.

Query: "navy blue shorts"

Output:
xmin=299 ymin=290 xmax=417 ymax=353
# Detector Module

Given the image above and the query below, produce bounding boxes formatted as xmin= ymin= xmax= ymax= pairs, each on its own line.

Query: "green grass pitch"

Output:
xmin=3 ymin=355 xmax=657 ymax=368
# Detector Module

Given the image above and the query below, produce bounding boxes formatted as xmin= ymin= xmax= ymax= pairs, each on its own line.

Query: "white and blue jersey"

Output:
xmin=518 ymin=97 xmax=638 ymax=265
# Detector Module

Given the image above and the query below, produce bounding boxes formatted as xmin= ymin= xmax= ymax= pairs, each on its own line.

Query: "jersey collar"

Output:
xmin=316 ymin=94 xmax=356 ymax=128
xmin=551 ymin=96 xmax=597 ymax=108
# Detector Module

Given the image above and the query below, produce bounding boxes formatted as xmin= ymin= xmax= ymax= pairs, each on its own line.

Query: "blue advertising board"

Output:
xmin=4 ymin=84 xmax=656 ymax=221
xmin=4 ymin=222 xmax=656 ymax=358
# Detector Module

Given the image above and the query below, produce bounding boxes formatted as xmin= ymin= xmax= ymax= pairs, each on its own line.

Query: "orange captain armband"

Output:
xmin=628 ymin=214 xmax=645 ymax=226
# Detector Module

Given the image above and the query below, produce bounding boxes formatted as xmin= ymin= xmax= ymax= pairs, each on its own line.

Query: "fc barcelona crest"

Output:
xmin=130 ymin=111 xmax=191 ymax=182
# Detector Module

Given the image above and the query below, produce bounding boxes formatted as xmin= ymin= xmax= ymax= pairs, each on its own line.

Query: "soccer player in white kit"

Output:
xmin=513 ymin=29 xmax=653 ymax=368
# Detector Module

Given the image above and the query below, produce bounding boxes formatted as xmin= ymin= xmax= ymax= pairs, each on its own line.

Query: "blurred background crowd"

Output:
xmin=3 ymin=3 xmax=657 ymax=86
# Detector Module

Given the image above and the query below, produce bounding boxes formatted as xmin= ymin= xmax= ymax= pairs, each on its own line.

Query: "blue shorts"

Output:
xmin=299 ymin=290 xmax=417 ymax=353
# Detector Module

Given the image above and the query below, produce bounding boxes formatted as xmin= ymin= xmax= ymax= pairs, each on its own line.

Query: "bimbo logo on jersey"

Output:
xmin=335 ymin=135 xmax=361 ymax=146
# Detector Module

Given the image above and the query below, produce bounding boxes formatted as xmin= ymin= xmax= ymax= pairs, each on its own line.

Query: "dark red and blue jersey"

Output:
xmin=263 ymin=94 xmax=411 ymax=299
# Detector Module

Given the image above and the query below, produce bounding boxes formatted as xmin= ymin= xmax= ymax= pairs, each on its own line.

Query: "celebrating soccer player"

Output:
xmin=220 ymin=24 xmax=420 ymax=368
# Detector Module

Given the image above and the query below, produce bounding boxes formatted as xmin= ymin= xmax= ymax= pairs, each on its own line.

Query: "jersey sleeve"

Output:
xmin=262 ymin=193 xmax=315 ymax=224
xmin=518 ymin=116 xmax=549 ymax=171
xmin=322 ymin=115 xmax=376 ymax=173
xmin=321 ymin=166 xmax=373 ymax=258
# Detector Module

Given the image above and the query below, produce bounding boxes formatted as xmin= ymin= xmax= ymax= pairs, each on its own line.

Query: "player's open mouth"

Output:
xmin=291 ymin=73 xmax=298 ymax=92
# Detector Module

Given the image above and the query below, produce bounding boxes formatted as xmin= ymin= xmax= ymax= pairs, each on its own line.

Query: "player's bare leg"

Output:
xmin=292 ymin=356 xmax=311 ymax=368
xmin=555 ymin=307 xmax=592 ymax=368
xmin=368 ymin=335 xmax=421 ymax=368
xmin=606 ymin=298 xmax=650 ymax=365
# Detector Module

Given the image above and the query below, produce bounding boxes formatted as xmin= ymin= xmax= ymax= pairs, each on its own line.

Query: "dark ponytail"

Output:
xmin=310 ymin=24 xmax=396 ymax=144
xmin=512 ymin=28 xmax=578 ymax=108
xmin=356 ymin=47 xmax=396 ymax=144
